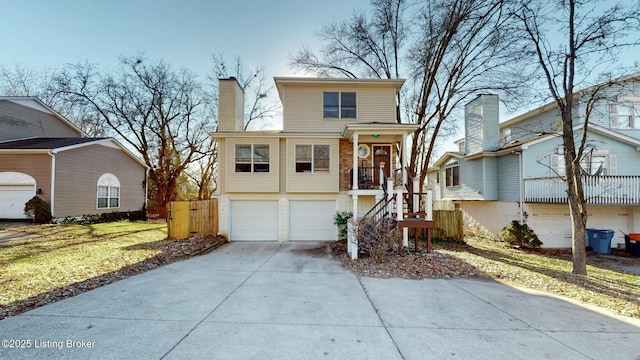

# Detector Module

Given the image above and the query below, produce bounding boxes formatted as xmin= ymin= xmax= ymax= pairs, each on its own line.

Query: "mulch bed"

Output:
xmin=328 ymin=240 xmax=487 ymax=280
xmin=0 ymin=235 xmax=227 ymax=320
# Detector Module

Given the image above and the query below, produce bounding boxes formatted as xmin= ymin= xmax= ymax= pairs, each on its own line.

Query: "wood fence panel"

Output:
xmin=167 ymin=199 xmax=218 ymax=239
xmin=433 ymin=209 xmax=464 ymax=241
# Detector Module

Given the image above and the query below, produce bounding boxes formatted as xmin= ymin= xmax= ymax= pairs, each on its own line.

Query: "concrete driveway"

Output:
xmin=1 ymin=242 xmax=639 ymax=359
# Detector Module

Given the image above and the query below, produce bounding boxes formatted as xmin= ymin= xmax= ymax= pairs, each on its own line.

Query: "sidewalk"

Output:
xmin=1 ymin=242 xmax=639 ymax=359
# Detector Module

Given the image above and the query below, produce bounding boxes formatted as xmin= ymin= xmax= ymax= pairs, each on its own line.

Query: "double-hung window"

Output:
xmin=295 ymin=144 xmax=330 ymax=173
xmin=617 ymin=103 xmax=639 ymax=129
xmin=445 ymin=161 xmax=459 ymax=187
xmin=235 ymin=144 xmax=270 ymax=173
xmin=323 ymin=92 xmax=356 ymax=119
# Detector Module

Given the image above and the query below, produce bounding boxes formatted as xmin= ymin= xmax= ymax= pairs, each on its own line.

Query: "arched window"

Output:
xmin=97 ymin=173 xmax=120 ymax=209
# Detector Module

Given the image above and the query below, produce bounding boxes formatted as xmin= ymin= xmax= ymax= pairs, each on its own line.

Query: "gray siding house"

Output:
xmin=430 ymin=74 xmax=640 ymax=249
xmin=0 ymin=97 xmax=147 ymax=220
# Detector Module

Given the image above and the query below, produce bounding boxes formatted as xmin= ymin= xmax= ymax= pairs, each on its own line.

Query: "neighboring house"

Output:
xmin=212 ymin=77 xmax=419 ymax=242
xmin=0 ymin=97 xmax=147 ymax=220
xmin=429 ymin=73 xmax=640 ymax=248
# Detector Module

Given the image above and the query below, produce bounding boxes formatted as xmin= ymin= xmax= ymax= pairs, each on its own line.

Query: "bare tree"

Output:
xmin=511 ymin=0 xmax=640 ymax=274
xmin=290 ymin=0 xmax=529 ymax=191
xmin=53 ymin=56 xmax=212 ymax=216
xmin=0 ymin=64 xmax=107 ymax=136
xmin=210 ymin=54 xmax=279 ymax=130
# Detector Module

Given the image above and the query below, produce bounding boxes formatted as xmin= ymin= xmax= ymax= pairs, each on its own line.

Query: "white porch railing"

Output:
xmin=524 ymin=176 xmax=640 ymax=205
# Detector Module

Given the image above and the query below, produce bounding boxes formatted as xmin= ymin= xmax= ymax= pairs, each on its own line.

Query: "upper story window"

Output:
xmin=617 ymin=103 xmax=639 ymax=129
xmin=323 ymin=92 xmax=356 ymax=119
xmin=502 ymin=128 xmax=512 ymax=143
xmin=235 ymin=144 xmax=270 ymax=173
xmin=551 ymin=146 xmax=616 ymax=176
xmin=295 ymin=144 xmax=330 ymax=173
xmin=445 ymin=161 xmax=459 ymax=187
xmin=97 ymin=173 xmax=120 ymax=209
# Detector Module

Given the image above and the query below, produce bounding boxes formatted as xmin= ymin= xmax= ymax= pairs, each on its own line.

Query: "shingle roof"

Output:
xmin=0 ymin=137 xmax=106 ymax=150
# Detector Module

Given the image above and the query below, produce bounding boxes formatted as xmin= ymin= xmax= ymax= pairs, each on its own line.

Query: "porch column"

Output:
xmin=402 ymin=133 xmax=408 ymax=187
xmin=352 ymin=133 xmax=359 ymax=217
xmin=353 ymin=133 xmax=359 ymax=191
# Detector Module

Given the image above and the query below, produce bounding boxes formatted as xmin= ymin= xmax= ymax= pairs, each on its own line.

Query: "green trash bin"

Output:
xmin=586 ymin=229 xmax=614 ymax=254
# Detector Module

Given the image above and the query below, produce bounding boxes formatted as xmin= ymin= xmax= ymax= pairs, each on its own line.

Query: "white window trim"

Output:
xmin=234 ymin=144 xmax=270 ymax=173
xmin=97 ymin=173 xmax=120 ymax=209
xmin=323 ymin=91 xmax=357 ymax=119
xmin=444 ymin=161 xmax=459 ymax=187
xmin=295 ymin=144 xmax=331 ymax=173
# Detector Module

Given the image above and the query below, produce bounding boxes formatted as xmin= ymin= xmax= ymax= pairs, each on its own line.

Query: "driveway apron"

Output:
xmin=1 ymin=241 xmax=639 ymax=359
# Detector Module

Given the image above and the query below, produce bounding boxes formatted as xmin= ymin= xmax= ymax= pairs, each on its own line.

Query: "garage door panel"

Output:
xmin=0 ymin=185 xmax=35 ymax=219
xmin=289 ymin=200 xmax=336 ymax=241
xmin=231 ymin=200 xmax=278 ymax=241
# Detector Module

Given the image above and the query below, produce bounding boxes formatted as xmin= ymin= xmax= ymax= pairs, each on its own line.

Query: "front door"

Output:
xmin=372 ymin=145 xmax=391 ymax=186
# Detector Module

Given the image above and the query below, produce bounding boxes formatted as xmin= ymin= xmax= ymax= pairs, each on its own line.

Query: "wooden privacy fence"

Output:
xmin=167 ymin=199 xmax=218 ymax=239
xmin=411 ymin=210 xmax=463 ymax=241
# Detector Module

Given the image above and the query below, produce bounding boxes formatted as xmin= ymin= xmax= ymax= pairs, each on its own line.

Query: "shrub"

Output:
xmin=23 ymin=196 xmax=52 ymax=224
xmin=499 ymin=220 xmax=542 ymax=249
xmin=333 ymin=211 xmax=353 ymax=241
xmin=355 ymin=216 xmax=398 ymax=262
xmin=56 ymin=211 xmax=145 ymax=225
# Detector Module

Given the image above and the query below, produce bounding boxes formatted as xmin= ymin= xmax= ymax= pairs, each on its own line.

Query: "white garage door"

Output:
xmin=230 ymin=200 xmax=279 ymax=241
xmin=528 ymin=204 xmax=630 ymax=248
xmin=0 ymin=172 xmax=36 ymax=219
xmin=289 ymin=200 xmax=337 ymax=241
xmin=528 ymin=206 xmax=572 ymax=248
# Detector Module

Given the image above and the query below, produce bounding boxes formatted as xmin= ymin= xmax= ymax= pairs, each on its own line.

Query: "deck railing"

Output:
xmin=524 ymin=176 xmax=640 ymax=205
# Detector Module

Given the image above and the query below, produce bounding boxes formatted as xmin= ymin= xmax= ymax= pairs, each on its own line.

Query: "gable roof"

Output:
xmin=500 ymin=72 xmax=640 ymax=129
xmin=0 ymin=137 xmax=103 ymax=150
xmin=0 ymin=97 xmax=85 ymax=137
xmin=0 ymin=137 xmax=148 ymax=168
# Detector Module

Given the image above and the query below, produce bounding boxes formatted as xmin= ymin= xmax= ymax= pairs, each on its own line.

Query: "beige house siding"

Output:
xmin=53 ymin=144 xmax=146 ymax=217
xmin=225 ymin=137 xmax=280 ymax=193
xmin=0 ymin=153 xmax=52 ymax=204
xmin=217 ymin=138 xmax=227 ymax=195
xmin=281 ymin=85 xmax=398 ymax=133
xmin=286 ymin=138 xmax=339 ymax=193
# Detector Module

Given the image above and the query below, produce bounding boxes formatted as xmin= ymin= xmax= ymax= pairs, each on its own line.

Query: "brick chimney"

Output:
xmin=464 ymin=94 xmax=499 ymax=154
xmin=217 ymin=77 xmax=245 ymax=132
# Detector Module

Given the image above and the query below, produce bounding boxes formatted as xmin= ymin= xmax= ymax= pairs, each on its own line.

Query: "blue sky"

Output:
xmin=1 ymin=0 xmax=367 ymax=79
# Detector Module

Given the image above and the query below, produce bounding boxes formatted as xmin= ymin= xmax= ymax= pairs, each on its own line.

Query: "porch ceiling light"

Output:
xmin=372 ymin=133 xmax=380 ymax=138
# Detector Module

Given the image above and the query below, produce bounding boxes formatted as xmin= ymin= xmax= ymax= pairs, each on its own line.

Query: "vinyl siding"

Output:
xmin=0 ymin=100 xmax=81 ymax=141
xmin=286 ymin=138 xmax=339 ymax=193
xmin=0 ymin=153 xmax=52 ymax=205
xmin=522 ymin=129 xmax=640 ymax=179
xmin=507 ymin=107 xmax=561 ymax=145
xmin=483 ymin=157 xmax=498 ymax=200
xmin=53 ymin=144 xmax=146 ymax=217
xmin=225 ymin=137 xmax=280 ymax=193
xmin=498 ymin=154 xmax=520 ymax=201
xmin=281 ymin=85 xmax=398 ymax=133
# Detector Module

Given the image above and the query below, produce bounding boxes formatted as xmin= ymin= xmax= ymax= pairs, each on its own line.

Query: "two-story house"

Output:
xmin=0 ymin=97 xmax=147 ymax=220
xmin=212 ymin=77 xmax=419 ymax=242
xmin=429 ymin=73 xmax=640 ymax=249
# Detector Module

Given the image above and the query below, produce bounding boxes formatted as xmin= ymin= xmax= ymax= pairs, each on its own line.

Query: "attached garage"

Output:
xmin=230 ymin=200 xmax=279 ymax=241
xmin=528 ymin=204 xmax=632 ymax=248
xmin=289 ymin=200 xmax=337 ymax=241
xmin=0 ymin=172 xmax=36 ymax=219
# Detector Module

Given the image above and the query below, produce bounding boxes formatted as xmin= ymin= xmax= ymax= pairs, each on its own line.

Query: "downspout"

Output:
xmin=48 ymin=151 xmax=56 ymax=218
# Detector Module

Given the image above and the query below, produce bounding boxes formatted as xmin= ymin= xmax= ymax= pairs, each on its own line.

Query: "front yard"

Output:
xmin=0 ymin=221 xmax=225 ymax=319
xmin=337 ymin=236 xmax=640 ymax=319
xmin=1 ymin=221 xmax=639 ymax=321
